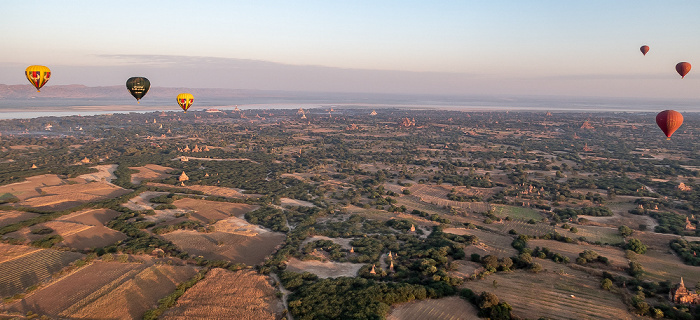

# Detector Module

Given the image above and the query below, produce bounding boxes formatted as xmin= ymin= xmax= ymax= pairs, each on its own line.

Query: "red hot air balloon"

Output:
xmin=640 ymin=45 xmax=649 ymax=56
xmin=676 ymin=62 xmax=691 ymax=78
xmin=656 ymin=110 xmax=683 ymax=140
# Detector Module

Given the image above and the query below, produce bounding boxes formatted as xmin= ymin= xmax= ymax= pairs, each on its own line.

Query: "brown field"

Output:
xmin=161 ymin=268 xmax=284 ymax=320
xmin=557 ymin=224 xmax=624 ymax=245
xmin=0 ymin=243 xmax=40 ymax=263
xmin=130 ymin=164 xmax=174 ymax=184
xmin=0 ymin=244 xmax=84 ymax=298
xmin=66 ymin=265 xmax=198 ymax=319
xmin=447 ymin=260 xmax=483 ymax=279
xmin=19 ymin=181 xmax=130 ymax=210
xmin=61 ymin=225 xmax=128 ymax=250
xmin=285 ymin=258 xmax=363 ymax=278
xmin=408 ymin=184 xmax=496 ymax=213
xmin=630 ymin=232 xmax=700 ymax=284
xmin=163 ymin=230 xmax=285 ymax=265
xmin=443 ymin=228 xmax=518 ymax=257
xmin=0 ymin=174 xmax=64 ymax=200
xmin=122 ymin=191 xmax=168 ymax=211
xmin=4 ymin=262 xmax=146 ymax=316
xmin=387 ymin=296 xmax=479 ymax=320
xmin=146 ymin=182 xmax=260 ymax=199
xmin=462 ymin=260 xmax=634 ymax=320
xmin=6 ymin=209 xmax=126 ymax=250
xmin=489 ymin=219 xmax=554 ymax=237
xmin=172 ymin=198 xmax=259 ymax=222
xmin=5 ymin=262 xmax=198 ymax=320
xmin=528 ymin=239 xmax=628 ymax=270
xmin=0 ymin=210 xmax=39 ymax=227
xmin=212 ymin=216 xmax=266 ymax=236
xmin=279 ymin=197 xmax=314 ymax=207
xmin=58 ymin=208 xmax=121 ymax=226
xmin=76 ymin=164 xmax=118 ymax=183
xmin=7 ymin=220 xmax=92 ymax=241
xmin=302 ymin=235 xmax=354 ymax=250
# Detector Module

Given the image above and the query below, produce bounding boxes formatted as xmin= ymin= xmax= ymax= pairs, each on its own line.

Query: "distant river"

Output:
xmin=0 ymin=96 xmax=697 ymax=119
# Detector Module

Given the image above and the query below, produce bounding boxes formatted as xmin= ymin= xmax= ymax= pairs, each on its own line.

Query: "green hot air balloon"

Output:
xmin=126 ymin=77 xmax=150 ymax=103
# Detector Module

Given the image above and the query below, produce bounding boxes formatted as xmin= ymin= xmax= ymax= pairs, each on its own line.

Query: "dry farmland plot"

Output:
xmin=61 ymin=225 xmax=127 ymax=250
xmin=6 ymin=220 xmax=93 ymax=242
xmin=161 ymin=268 xmax=284 ymax=320
xmin=0 ymin=210 xmax=38 ymax=227
xmin=146 ymin=182 xmax=259 ymax=199
xmin=58 ymin=208 xmax=121 ymax=226
xmin=302 ymin=236 xmax=354 ymax=250
xmin=76 ymin=164 xmax=118 ymax=183
xmin=19 ymin=182 xmax=130 ymax=210
xmin=285 ymin=258 xmax=363 ymax=278
xmin=213 ymin=216 xmax=267 ymax=236
xmin=462 ymin=260 xmax=634 ymax=320
xmin=634 ymin=246 xmax=700 ymax=284
xmin=0 ymin=245 xmax=84 ymax=298
xmin=172 ymin=198 xmax=258 ymax=222
xmin=557 ymin=225 xmax=624 ymax=245
xmin=130 ymin=164 xmax=174 ymax=184
xmin=122 ymin=191 xmax=168 ymax=211
xmin=387 ymin=296 xmax=478 ymax=320
xmin=443 ymin=228 xmax=518 ymax=257
xmin=527 ymin=239 xmax=629 ymax=270
xmin=491 ymin=204 xmax=543 ymax=221
xmin=65 ymin=265 xmax=198 ymax=320
xmin=163 ymin=230 xmax=285 ymax=265
xmin=4 ymin=262 xmax=146 ymax=316
xmin=0 ymin=174 xmax=64 ymax=201
xmin=54 ymin=208 xmax=126 ymax=250
xmin=279 ymin=197 xmax=314 ymax=207
xmin=490 ymin=219 xmax=554 ymax=237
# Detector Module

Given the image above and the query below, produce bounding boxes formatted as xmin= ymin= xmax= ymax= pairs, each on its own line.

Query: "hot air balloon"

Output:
xmin=676 ymin=62 xmax=691 ymax=78
xmin=640 ymin=45 xmax=649 ymax=56
xmin=177 ymin=93 xmax=194 ymax=113
xmin=126 ymin=77 xmax=150 ymax=103
xmin=656 ymin=110 xmax=683 ymax=140
xmin=25 ymin=65 xmax=51 ymax=92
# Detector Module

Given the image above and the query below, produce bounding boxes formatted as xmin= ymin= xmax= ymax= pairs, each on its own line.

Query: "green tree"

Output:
xmin=625 ymin=238 xmax=647 ymax=254
xmin=601 ymin=278 xmax=613 ymax=291
xmin=618 ymin=225 xmax=633 ymax=237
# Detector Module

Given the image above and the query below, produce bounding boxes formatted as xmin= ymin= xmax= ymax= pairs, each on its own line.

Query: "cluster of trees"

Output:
xmin=460 ymin=289 xmax=512 ymax=320
xmin=576 ymin=250 xmax=609 ymax=265
xmin=670 ymin=239 xmax=700 ymax=266
xmin=281 ymin=273 xmax=453 ymax=320
xmin=553 ymin=206 xmax=613 ymax=220
xmin=245 ymin=206 xmax=289 ymax=232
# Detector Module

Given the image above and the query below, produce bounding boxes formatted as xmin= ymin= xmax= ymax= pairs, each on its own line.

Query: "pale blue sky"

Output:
xmin=2 ymin=1 xmax=700 ymax=99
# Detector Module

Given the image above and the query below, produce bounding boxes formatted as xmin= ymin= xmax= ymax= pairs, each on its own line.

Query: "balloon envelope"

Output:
xmin=640 ymin=45 xmax=649 ymax=56
xmin=676 ymin=62 xmax=691 ymax=78
xmin=176 ymin=93 xmax=194 ymax=113
xmin=656 ymin=110 xmax=683 ymax=139
xmin=126 ymin=77 xmax=150 ymax=103
xmin=25 ymin=65 xmax=51 ymax=92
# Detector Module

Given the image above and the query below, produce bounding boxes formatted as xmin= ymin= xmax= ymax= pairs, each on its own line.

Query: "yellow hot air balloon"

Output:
xmin=177 ymin=93 xmax=194 ymax=113
xmin=25 ymin=65 xmax=51 ymax=92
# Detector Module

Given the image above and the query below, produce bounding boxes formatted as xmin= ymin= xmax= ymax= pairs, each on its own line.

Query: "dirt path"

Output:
xmin=270 ymin=273 xmax=294 ymax=320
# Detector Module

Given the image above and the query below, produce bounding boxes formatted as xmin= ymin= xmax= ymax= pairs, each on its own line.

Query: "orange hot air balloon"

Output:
xmin=676 ymin=62 xmax=691 ymax=78
xmin=656 ymin=110 xmax=683 ymax=140
xmin=176 ymin=93 xmax=194 ymax=113
xmin=640 ymin=45 xmax=649 ymax=56
xmin=25 ymin=65 xmax=51 ymax=92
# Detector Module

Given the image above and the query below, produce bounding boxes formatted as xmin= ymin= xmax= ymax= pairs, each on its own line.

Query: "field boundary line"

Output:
xmin=59 ymin=266 xmax=143 ymax=317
